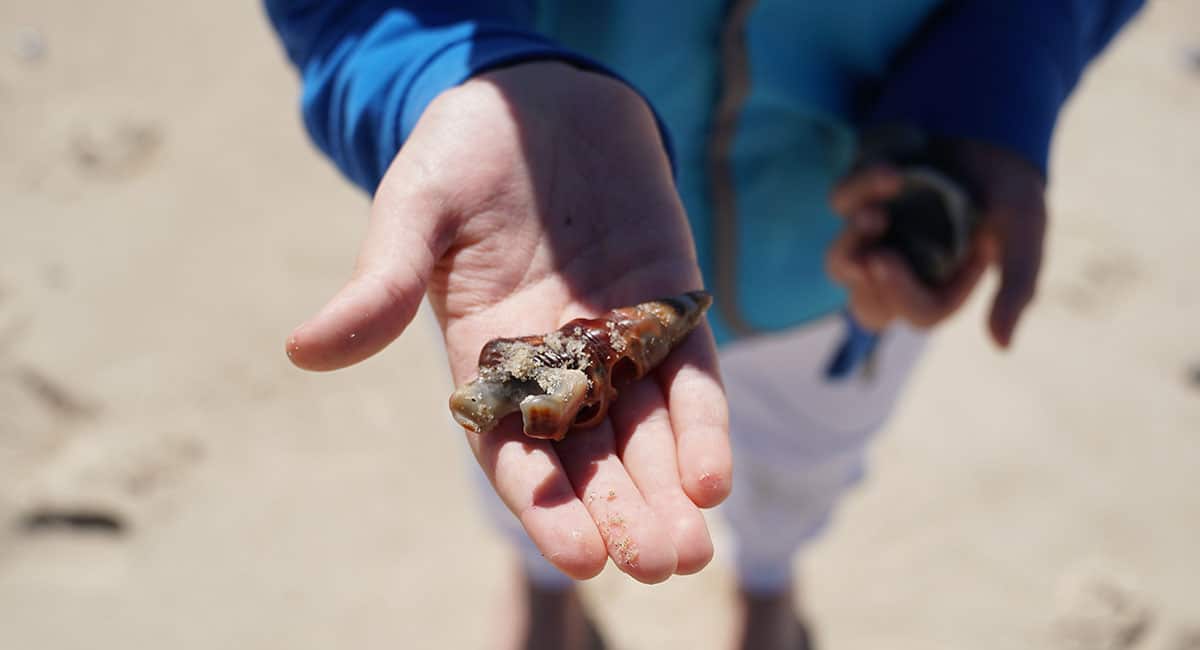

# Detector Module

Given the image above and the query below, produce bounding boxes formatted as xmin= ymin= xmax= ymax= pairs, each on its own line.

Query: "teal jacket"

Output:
xmin=266 ymin=1 xmax=1142 ymax=344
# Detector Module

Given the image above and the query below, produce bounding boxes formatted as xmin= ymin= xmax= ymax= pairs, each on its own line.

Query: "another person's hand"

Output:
xmin=283 ymin=63 xmax=730 ymax=583
xmin=826 ymin=139 xmax=1047 ymax=347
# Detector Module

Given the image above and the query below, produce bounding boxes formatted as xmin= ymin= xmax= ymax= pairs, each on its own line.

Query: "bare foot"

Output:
xmin=736 ymin=588 xmax=813 ymax=650
xmin=499 ymin=561 xmax=605 ymax=650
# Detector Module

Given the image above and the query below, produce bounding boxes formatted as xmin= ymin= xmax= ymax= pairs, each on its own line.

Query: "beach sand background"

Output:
xmin=0 ymin=1 xmax=1197 ymax=648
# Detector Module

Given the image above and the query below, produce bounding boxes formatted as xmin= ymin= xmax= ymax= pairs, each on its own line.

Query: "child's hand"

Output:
xmin=283 ymin=63 xmax=730 ymax=584
xmin=826 ymin=140 xmax=1047 ymax=347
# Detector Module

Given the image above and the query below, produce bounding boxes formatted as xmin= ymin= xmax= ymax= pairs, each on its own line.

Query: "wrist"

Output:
xmin=469 ymin=61 xmax=677 ymax=177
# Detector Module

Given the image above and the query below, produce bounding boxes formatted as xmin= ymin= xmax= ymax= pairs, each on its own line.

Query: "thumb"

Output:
xmin=285 ymin=189 xmax=451 ymax=371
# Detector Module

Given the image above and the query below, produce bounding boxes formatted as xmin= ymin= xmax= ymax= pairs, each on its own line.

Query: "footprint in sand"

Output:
xmin=69 ymin=120 xmax=163 ymax=180
xmin=0 ymin=283 xmax=200 ymax=546
xmin=1186 ymin=47 xmax=1200 ymax=76
xmin=1167 ymin=625 xmax=1200 ymax=650
xmin=0 ymin=309 xmax=81 ymax=464
xmin=1051 ymin=561 xmax=1155 ymax=650
xmin=11 ymin=428 xmax=202 ymax=541
xmin=1186 ymin=363 xmax=1200 ymax=392
xmin=0 ymin=277 xmax=95 ymax=450
xmin=11 ymin=27 xmax=47 ymax=65
xmin=13 ymin=365 xmax=97 ymax=420
xmin=1056 ymin=249 xmax=1145 ymax=317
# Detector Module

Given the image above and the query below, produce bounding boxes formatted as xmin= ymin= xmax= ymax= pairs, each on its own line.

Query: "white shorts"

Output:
xmin=473 ymin=314 xmax=926 ymax=590
xmin=720 ymin=315 xmax=926 ymax=592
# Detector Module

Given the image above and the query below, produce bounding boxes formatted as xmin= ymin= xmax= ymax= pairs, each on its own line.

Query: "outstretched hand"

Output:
xmin=284 ymin=63 xmax=731 ymax=583
xmin=826 ymin=139 xmax=1047 ymax=347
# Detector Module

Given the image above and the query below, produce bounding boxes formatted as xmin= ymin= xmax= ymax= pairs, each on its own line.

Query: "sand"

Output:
xmin=0 ymin=1 xmax=1197 ymax=648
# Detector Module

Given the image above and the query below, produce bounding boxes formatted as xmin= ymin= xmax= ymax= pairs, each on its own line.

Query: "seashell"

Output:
xmin=879 ymin=166 xmax=978 ymax=287
xmin=857 ymin=125 xmax=981 ymax=287
xmin=449 ymin=291 xmax=712 ymax=441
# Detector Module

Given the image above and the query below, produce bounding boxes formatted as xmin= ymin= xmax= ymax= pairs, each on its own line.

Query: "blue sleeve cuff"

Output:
xmin=290 ymin=13 xmax=676 ymax=193
xmin=394 ymin=30 xmax=678 ymax=184
xmin=868 ymin=1 xmax=1143 ymax=176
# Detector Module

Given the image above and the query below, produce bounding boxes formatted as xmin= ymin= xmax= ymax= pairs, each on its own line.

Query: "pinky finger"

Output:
xmin=657 ymin=324 xmax=731 ymax=509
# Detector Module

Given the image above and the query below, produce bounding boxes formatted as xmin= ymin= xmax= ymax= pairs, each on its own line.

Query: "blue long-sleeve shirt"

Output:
xmin=265 ymin=0 xmax=1142 ymax=342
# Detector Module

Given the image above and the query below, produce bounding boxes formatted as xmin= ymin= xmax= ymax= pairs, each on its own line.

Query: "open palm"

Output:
xmin=285 ymin=63 xmax=730 ymax=583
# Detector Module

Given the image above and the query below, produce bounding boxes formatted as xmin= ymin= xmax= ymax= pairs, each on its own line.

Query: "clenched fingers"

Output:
xmin=868 ymin=244 xmax=988 ymax=328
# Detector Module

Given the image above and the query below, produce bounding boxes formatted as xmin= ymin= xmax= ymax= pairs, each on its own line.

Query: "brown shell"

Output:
xmin=449 ymin=291 xmax=712 ymax=440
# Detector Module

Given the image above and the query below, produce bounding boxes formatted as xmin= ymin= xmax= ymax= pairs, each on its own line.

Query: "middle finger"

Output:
xmin=554 ymin=420 xmax=679 ymax=583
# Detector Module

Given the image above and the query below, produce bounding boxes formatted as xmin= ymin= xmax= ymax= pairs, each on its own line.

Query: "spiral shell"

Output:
xmin=449 ymin=291 xmax=712 ymax=441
